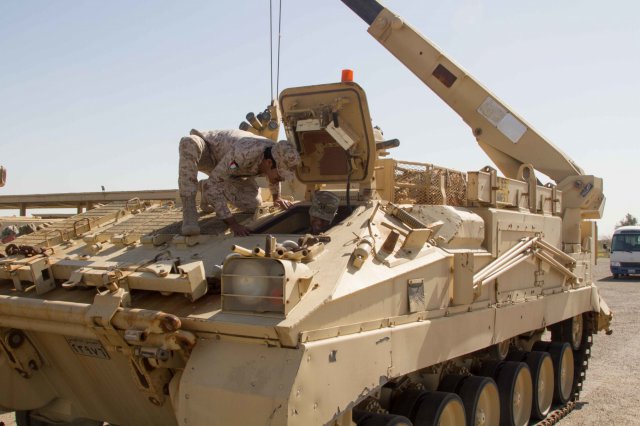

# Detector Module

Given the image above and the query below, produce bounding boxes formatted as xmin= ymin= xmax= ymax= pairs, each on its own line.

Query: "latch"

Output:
xmin=139 ymin=260 xmax=177 ymax=278
xmin=140 ymin=234 xmax=173 ymax=247
xmin=110 ymin=233 xmax=141 ymax=246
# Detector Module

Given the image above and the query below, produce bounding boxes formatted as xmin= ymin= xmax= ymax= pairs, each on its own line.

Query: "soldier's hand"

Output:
xmin=230 ymin=223 xmax=251 ymax=237
xmin=274 ymin=196 xmax=293 ymax=210
xmin=224 ymin=217 xmax=251 ymax=237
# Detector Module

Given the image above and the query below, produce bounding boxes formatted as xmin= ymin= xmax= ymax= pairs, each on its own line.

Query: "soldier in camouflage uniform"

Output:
xmin=308 ymin=191 xmax=340 ymax=234
xmin=178 ymin=129 xmax=300 ymax=236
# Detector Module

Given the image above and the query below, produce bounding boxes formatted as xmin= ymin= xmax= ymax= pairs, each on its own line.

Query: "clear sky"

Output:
xmin=0 ymin=0 xmax=638 ymax=236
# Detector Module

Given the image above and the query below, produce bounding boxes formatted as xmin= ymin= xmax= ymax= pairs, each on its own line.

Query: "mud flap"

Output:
xmin=597 ymin=297 xmax=613 ymax=334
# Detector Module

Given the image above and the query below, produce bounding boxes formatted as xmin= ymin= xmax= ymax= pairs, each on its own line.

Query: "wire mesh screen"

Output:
xmin=393 ymin=161 xmax=467 ymax=206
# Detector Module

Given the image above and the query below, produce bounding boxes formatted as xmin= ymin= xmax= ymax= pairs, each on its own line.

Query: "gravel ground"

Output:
xmin=561 ymin=259 xmax=640 ymax=426
xmin=1 ymin=259 xmax=637 ymax=426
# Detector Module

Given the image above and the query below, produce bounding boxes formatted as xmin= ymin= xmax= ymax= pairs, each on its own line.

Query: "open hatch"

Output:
xmin=280 ymin=82 xmax=377 ymax=185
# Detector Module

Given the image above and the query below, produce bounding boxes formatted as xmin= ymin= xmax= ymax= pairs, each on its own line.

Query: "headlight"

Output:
xmin=222 ymin=256 xmax=312 ymax=315
xmin=610 ymin=261 xmax=621 ymax=267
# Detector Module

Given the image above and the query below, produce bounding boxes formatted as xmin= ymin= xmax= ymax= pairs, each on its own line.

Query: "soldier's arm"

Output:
xmin=269 ymin=182 xmax=281 ymax=200
xmin=270 ymin=182 xmax=294 ymax=209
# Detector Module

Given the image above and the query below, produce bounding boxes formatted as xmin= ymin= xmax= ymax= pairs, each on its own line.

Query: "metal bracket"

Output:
xmin=326 ymin=120 xmax=357 ymax=150
xmin=139 ymin=260 xmax=176 ymax=278
xmin=128 ymin=352 xmax=173 ymax=406
xmin=72 ymin=217 xmax=91 ymax=237
xmin=407 ymin=279 xmax=426 ymax=313
xmin=84 ymin=289 xmax=173 ymax=406
xmin=62 ymin=267 xmax=89 ymax=289
xmin=110 ymin=233 xmax=141 ymax=246
xmin=401 ymin=229 xmax=432 ymax=252
xmin=176 ymin=261 xmax=208 ymax=302
xmin=140 ymin=234 xmax=173 ymax=247
xmin=0 ymin=255 xmax=55 ymax=294
xmin=0 ymin=328 xmax=44 ymax=379
xmin=62 ymin=261 xmax=208 ymax=302
xmin=85 ymin=287 xmax=131 ymax=352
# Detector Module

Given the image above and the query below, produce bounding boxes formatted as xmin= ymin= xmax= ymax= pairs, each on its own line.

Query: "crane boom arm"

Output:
xmin=341 ymin=0 xmax=584 ymax=183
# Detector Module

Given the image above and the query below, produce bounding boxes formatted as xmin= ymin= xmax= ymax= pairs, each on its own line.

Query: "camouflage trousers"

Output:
xmin=198 ymin=177 xmax=262 ymax=213
xmin=178 ymin=135 xmax=261 ymax=214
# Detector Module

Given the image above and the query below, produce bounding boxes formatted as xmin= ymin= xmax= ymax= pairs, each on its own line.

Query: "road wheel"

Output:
xmin=551 ymin=315 xmax=584 ymax=350
xmin=413 ymin=392 xmax=466 ymax=426
xmin=495 ymin=361 xmax=532 ymax=426
xmin=531 ymin=341 xmax=550 ymax=352
xmin=548 ymin=342 xmax=574 ymax=404
xmin=487 ymin=339 xmax=511 ymax=361
xmin=390 ymin=388 xmax=427 ymax=421
xmin=458 ymin=376 xmax=500 ymax=426
xmin=524 ymin=351 xmax=554 ymax=420
xmin=478 ymin=360 xmax=503 ymax=378
xmin=613 ymin=273 xmax=619 ymax=279
xmin=438 ymin=374 xmax=466 ymax=393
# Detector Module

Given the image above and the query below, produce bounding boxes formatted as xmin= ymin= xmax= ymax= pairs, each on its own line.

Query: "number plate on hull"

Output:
xmin=66 ymin=337 xmax=110 ymax=360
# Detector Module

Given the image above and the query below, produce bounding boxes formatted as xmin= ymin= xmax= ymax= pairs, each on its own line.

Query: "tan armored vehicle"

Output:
xmin=0 ymin=1 xmax=611 ymax=425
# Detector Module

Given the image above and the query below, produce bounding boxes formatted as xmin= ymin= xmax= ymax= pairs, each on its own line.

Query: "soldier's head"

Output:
xmin=262 ymin=141 xmax=300 ymax=184
xmin=309 ymin=191 xmax=340 ymax=234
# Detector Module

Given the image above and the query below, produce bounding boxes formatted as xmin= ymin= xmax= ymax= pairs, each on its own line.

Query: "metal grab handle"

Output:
xmin=73 ymin=218 xmax=91 ymax=238
xmin=43 ymin=229 xmax=67 ymax=247
xmin=125 ymin=197 xmax=142 ymax=212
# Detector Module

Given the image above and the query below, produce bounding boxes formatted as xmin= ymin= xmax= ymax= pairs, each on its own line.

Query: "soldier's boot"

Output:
xmin=181 ymin=195 xmax=200 ymax=236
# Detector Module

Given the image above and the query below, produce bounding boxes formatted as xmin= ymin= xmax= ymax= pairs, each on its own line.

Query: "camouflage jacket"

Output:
xmin=191 ymin=129 xmax=279 ymax=219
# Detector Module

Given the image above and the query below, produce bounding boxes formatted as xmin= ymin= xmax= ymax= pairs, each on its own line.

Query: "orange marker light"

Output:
xmin=341 ymin=69 xmax=354 ymax=82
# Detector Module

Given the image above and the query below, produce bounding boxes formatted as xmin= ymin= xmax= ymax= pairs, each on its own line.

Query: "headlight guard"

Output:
xmin=222 ymin=255 xmax=313 ymax=316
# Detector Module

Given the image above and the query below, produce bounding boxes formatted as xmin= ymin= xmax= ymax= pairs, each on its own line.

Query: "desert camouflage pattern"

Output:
xmin=199 ymin=178 xmax=261 ymax=215
xmin=310 ymin=190 xmax=340 ymax=222
xmin=178 ymin=129 xmax=279 ymax=219
xmin=271 ymin=140 xmax=301 ymax=182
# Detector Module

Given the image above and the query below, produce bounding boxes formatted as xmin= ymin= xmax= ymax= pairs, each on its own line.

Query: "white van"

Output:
xmin=610 ymin=225 xmax=640 ymax=278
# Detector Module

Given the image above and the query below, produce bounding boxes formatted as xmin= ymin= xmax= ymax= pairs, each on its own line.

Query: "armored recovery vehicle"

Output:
xmin=0 ymin=0 xmax=611 ymax=425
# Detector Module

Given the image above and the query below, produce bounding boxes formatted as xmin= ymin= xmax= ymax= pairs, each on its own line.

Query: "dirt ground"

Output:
xmin=561 ymin=259 xmax=640 ymax=425
xmin=1 ymin=259 xmax=637 ymax=426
